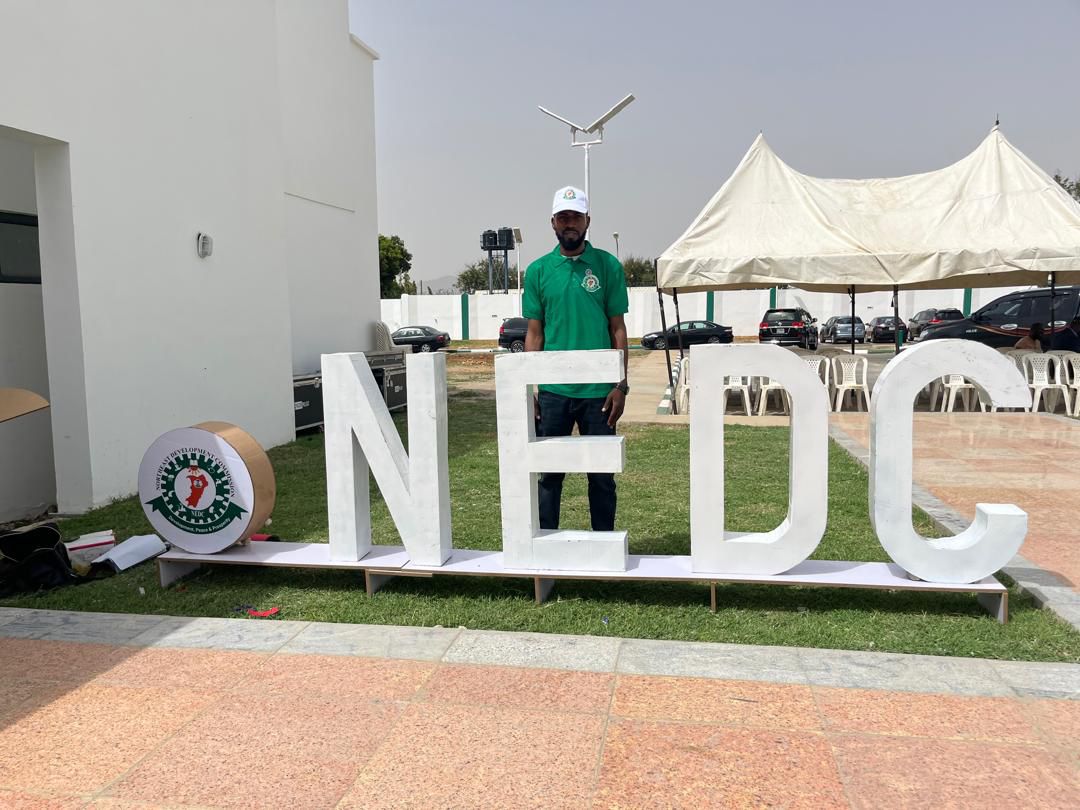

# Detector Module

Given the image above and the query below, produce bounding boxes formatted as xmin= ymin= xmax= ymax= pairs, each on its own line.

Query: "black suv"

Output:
xmin=907 ymin=308 xmax=964 ymax=341
xmin=758 ymin=308 xmax=818 ymax=349
xmin=920 ymin=286 xmax=1080 ymax=349
xmin=498 ymin=317 xmax=528 ymax=352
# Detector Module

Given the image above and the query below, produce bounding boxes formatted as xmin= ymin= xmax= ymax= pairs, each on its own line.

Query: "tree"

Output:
xmin=621 ymin=255 xmax=656 ymax=287
xmin=1055 ymin=172 xmax=1080 ymax=203
xmin=378 ymin=234 xmax=416 ymax=298
xmin=455 ymin=257 xmax=519 ymax=294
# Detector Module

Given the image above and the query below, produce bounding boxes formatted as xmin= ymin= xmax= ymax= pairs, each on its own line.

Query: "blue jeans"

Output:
xmin=536 ymin=390 xmax=616 ymax=531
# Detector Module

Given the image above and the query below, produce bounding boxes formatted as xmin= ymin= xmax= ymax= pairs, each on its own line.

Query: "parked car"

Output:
xmin=920 ymin=286 xmax=1080 ymax=349
xmin=641 ymin=320 xmax=734 ymax=350
xmin=391 ymin=325 xmax=451 ymax=353
xmin=498 ymin=317 xmax=528 ymax=352
xmin=820 ymin=316 xmax=866 ymax=344
xmin=868 ymin=316 xmax=902 ymax=343
xmin=907 ymin=308 xmax=964 ymax=341
xmin=757 ymin=308 xmax=818 ymax=349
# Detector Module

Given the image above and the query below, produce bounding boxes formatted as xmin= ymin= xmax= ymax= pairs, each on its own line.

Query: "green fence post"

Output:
xmin=769 ymin=287 xmax=777 ymax=308
xmin=706 ymin=291 xmax=714 ymax=322
xmin=962 ymin=288 xmax=972 ymax=316
xmin=460 ymin=293 xmax=470 ymax=340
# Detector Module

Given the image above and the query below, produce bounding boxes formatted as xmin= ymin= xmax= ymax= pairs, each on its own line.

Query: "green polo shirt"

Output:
xmin=522 ymin=240 xmax=629 ymax=398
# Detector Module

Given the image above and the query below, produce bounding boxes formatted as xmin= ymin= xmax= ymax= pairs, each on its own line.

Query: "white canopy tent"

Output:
xmin=658 ymin=127 xmax=1080 ymax=294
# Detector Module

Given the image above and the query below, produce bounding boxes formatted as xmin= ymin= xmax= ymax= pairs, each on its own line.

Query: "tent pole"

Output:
xmin=893 ymin=284 xmax=900 ymax=355
xmin=849 ymin=286 xmax=856 ymax=355
xmin=656 ymin=278 xmax=678 ymax=415
xmin=672 ymin=287 xmax=686 ymax=360
xmin=1049 ymin=272 xmax=1057 ymax=349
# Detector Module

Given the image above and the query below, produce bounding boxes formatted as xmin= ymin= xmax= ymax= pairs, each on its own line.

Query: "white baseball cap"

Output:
xmin=552 ymin=186 xmax=589 ymax=215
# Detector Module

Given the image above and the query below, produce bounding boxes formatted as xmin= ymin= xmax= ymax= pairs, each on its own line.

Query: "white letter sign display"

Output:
xmin=139 ymin=422 xmax=275 ymax=553
xmin=494 ymin=350 xmax=627 ymax=571
xmin=870 ymin=340 xmax=1029 ymax=583
xmin=322 ymin=352 xmax=451 ymax=565
xmin=689 ymin=344 xmax=830 ymax=574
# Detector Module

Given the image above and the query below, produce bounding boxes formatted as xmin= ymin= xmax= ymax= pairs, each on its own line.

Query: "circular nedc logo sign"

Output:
xmin=139 ymin=426 xmax=259 ymax=553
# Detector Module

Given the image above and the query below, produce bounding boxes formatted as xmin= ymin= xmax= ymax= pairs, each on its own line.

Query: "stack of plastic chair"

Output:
xmin=1025 ymin=353 xmax=1072 ymax=414
xmin=676 ymin=357 xmax=691 ymax=413
xmin=832 ymin=355 xmax=870 ymax=412
xmin=756 ymin=376 xmax=788 ymax=416
xmin=721 ymin=376 xmax=753 ymax=416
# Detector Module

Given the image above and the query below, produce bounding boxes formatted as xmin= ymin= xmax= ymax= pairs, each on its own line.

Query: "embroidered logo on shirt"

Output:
xmin=581 ymin=268 xmax=601 ymax=293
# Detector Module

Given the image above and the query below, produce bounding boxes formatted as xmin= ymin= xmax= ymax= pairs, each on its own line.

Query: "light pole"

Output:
xmin=613 ymin=231 xmax=620 ymax=259
xmin=513 ymin=227 xmax=524 ymax=314
xmin=537 ymin=93 xmax=635 ymax=211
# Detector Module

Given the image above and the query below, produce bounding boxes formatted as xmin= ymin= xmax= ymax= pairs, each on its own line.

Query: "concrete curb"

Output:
xmin=0 ymin=608 xmax=1075 ymax=699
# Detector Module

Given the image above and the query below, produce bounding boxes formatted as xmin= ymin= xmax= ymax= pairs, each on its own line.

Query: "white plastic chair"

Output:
xmin=939 ymin=374 xmax=977 ymax=412
xmin=1025 ymin=353 xmax=1072 ymax=414
xmin=1048 ymin=351 xmax=1080 ymax=386
xmin=832 ymin=355 xmax=870 ymax=412
xmin=803 ymin=356 xmax=831 ymax=400
xmin=756 ymin=376 xmax=788 ymax=416
xmin=676 ymin=358 xmax=691 ymax=412
xmin=721 ymin=375 xmax=753 ymax=416
xmin=1068 ymin=355 xmax=1080 ymax=417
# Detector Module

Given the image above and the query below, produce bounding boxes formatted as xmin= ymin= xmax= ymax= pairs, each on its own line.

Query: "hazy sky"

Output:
xmin=349 ymin=0 xmax=1080 ymax=287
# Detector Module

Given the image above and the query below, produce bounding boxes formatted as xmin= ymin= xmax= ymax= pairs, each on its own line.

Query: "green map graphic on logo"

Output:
xmin=145 ymin=450 xmax=247 ymax=535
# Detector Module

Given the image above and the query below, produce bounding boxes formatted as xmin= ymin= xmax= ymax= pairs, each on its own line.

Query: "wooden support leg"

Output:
xmin=977 ymin=591 xmax=1008 ymax=624
xmin=158 ymin=559 xmax=202 ymax=587
xmin=365 ymin=570 xmax=396 ymax=596
xmin=534 ymin=577 xmax=555 ymax=604
xmin=710 ymin=582 xmax=718 ymax=613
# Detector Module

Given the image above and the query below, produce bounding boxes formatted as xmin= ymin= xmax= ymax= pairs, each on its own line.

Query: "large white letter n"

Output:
xmin=321 ymin=352 xmax=452 ymax=565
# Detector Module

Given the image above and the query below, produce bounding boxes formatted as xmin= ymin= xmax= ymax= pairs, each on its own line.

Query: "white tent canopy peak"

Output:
xmin=658 ymin=128 xmax=1080 ymax=294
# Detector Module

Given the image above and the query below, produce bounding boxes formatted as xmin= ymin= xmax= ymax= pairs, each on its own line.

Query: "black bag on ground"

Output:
xmin=0 ymin=522 xmax=78 ymax=597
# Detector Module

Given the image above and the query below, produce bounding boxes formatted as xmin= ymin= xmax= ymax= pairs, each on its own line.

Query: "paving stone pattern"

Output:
xmin=0 ymin=611 xmax=1077 ymax=808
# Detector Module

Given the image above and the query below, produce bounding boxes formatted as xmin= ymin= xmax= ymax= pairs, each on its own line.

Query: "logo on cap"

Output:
xmin=563 ymin=189 xmax=576 ymax=199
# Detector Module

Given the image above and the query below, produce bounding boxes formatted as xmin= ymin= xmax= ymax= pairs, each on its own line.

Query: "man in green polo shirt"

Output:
xmin=523 ymin=185 xmax=629 ymax=531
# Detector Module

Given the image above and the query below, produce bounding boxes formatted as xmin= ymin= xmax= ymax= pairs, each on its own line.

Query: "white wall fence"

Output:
xmin=381 ymin=286 xmax=1035 ymax=341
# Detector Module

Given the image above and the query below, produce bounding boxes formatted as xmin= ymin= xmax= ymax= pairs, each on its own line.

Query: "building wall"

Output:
xmin=276 ymin=0 xmax=380 ymax=374
xmin=0 ymin=136 xmax=55 ymax=522
xmin=0 ymin=0 xmax=313 ymax=511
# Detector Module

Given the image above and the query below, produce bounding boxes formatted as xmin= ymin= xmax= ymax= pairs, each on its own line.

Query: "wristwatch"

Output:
xmin=614 ymin=380 xmax=630 ymax=395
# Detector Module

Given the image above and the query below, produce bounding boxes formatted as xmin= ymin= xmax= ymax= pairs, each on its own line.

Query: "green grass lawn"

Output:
xmin=4 ymin=395 xmax=1078 ymax=662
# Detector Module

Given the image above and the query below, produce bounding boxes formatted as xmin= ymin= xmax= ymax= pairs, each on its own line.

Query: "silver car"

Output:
xmin=822 ymin=316 xmax=866 ymax=343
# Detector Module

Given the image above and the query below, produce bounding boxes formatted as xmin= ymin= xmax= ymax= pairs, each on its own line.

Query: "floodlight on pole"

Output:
xmin=513 ymin=227 xmax=524 ymax=312
xmin=613 ymin=231 xmax=620 ymax=259
xmin=537 ymin=93 xmax=635 ymax=207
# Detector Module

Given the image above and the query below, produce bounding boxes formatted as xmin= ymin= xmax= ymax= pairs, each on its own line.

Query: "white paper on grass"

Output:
xmin=689 ymin=344 xmax=830 ymax=575
xmin=321 ymin=352 xmax=452 ymax=565
xmin=870 ymin=340 xmax=1030 ymax=583
xmin=93 ymin=534 xmax=166 ymax=571
xmin=495 ymin=350 xmax=627 ymax=572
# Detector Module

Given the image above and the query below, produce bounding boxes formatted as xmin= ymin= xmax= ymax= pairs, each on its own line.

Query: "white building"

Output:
xmin=0 ymin=0 xmax=381 ymax=521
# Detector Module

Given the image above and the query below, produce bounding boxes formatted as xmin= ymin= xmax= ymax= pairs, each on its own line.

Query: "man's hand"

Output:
xmin=534 ymin=394 xmax=541 ymax=422
xmin=601 ymin=388 xmax=626 ymax=427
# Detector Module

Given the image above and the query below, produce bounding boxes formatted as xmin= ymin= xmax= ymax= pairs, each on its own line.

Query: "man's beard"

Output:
xmin=557 ymin=229 xmax=585 ymax=252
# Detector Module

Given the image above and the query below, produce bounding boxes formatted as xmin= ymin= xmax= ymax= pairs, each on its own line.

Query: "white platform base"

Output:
xmin=156 ymin=542 xmax=1009 ymax=622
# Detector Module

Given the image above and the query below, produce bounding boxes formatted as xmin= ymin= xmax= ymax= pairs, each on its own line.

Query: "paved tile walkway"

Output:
xmin=832 ymin=412 xmax=1080 ymax=602
xmin=0 ymin=610 xmax=1077 ymax=808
